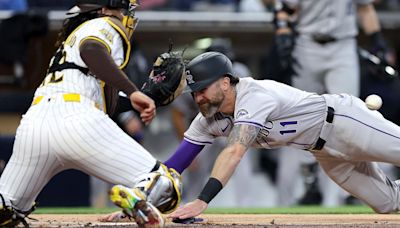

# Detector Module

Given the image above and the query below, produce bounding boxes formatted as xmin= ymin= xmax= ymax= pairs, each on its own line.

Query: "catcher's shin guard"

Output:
xmin=132 ymin=164 xmax=182 ymax=214
xmin=109 ymin=185 xmax=164 ymax=228
xmin=0 ymin=194 xmax=36 ymax=228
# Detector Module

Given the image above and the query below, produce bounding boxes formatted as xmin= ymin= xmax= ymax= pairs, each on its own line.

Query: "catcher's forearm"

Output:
xmin=80 ymin=40 xmax=138 ymax=96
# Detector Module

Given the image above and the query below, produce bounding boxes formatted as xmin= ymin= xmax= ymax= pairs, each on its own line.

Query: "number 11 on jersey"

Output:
xmin=279 ymin=121 xmax=297 ymax=135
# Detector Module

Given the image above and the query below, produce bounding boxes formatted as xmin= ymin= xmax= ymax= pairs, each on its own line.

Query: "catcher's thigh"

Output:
xmin=51 ymin=106 xmax=157 ymax=187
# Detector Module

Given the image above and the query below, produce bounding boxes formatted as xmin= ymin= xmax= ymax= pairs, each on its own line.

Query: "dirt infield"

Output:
xmin=27 ymin=214 xmax=400 ymax=227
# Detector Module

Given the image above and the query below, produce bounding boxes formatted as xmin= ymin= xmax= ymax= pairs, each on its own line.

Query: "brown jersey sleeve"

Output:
xmin=79 ymin=39 xmax=138 ymax=96
xmin=80 ymin=39 xmax=138 ymax=115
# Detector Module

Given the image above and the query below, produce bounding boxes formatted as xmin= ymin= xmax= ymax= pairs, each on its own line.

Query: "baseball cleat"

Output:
xmin=109 ymin=185 xmax=164 ymax=228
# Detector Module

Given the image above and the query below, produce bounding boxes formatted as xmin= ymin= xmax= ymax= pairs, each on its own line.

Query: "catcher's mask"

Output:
xmin=185 ymin=51 xmax=234 ymax=93
xmin=67 ymin=0 xmax=139 ymax=39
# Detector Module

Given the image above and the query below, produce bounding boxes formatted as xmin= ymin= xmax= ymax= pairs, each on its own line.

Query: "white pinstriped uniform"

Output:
xmin=185 ymin=78 xmax=400 ymax=213
xmin=0 ymin=17 xmax=156 ymax=211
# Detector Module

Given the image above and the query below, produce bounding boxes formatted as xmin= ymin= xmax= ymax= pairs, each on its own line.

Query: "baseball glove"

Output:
xmin=141 ymin=51 xmax=186 ymax=107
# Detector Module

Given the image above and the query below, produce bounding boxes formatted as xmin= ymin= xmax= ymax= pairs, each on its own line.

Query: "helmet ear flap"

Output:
xmin=122 ymin=15 xmax=138 ymax=39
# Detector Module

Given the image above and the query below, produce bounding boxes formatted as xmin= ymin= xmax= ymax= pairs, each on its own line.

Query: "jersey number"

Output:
xmin=40 ymin=49 xmax=66 ymax=87
xmin=279 ymin=121 xmax=297 ymax=135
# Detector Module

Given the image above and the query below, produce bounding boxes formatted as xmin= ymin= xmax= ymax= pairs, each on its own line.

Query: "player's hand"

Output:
xmin=167 ymin=199 xmax=208 ymax=219
xmin=97 ymin=211 xmax=128 ymax=222
xmin=129 ymin=91 xmax=156 ymax=125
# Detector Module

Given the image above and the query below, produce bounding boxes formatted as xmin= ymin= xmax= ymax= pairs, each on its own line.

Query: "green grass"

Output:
xmin=35 ymin=205 xmax=374 ymax=214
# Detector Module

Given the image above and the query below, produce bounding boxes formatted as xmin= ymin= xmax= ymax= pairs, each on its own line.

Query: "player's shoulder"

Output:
xmin=80 ymin=17 xmax=109 ymax=29
xmin=79 ymin=17 xmax=127 ymax=36
xmin=236 ymin=77 xmax=267 ymax=95
xmin=103 ymin=17 xmax=129 ymax=38
xmin=235 ymin=78 xmax=279 ymax=109
xmin=238 ymin=77 xmax=283 ymax=93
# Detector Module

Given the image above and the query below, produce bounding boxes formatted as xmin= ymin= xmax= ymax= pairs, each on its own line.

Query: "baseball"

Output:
xmin=365 ymin=94 xmax=382 ymax=110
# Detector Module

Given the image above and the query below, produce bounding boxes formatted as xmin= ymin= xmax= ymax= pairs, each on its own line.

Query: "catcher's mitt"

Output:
xmin=141 ymin=52 xmax=186 ymax=107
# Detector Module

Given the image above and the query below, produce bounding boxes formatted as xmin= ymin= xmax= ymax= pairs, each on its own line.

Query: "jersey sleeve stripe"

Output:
xmin=79 ymin=36 xmax=111 ymax=53
xmin=234 ymin=120 xmax=264 ymax=128
xmin=183 ymin=136 xmax=213 ymax=145
xmin=105 ymin=17 xmax=131 ymax=69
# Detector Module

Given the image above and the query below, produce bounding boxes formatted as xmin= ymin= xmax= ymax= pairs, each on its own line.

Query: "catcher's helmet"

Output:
xmin=67 ymin=0 xmax=139 ymax=39
xmin=185 ymin=52 xmax=234 ymax=92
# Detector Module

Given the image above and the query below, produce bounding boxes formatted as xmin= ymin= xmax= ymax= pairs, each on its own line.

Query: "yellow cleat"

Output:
xmin=109 ymin=185 xmax=164 ymax=228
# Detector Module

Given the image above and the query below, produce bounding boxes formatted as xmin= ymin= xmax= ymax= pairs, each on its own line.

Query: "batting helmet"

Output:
xmin=185 ymin=52 xmax=234 ymax=92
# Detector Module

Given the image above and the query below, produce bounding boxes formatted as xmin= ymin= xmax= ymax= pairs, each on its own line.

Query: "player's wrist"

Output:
xmin=197 ymin=177 xmax=223 ymax=204
xmin=369 ymin=31 xmax=388 ymax=53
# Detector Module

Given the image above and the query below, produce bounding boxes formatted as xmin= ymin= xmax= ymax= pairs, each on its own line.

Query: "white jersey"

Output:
xmin=185 ymin=77 xmax=327 ymax=150
xmin=34 ymin=17 xmax=129 ymax=112
xmin=0 ymin=17 xmax=156 ymax=211
xmin=282 ymin=0 xmax=372 ymax=39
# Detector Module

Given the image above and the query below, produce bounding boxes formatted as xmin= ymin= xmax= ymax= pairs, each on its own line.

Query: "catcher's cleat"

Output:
xmin=0 ymin=205 xmax=15 ymax=227
xmin=0 ymin=194 xmax=36 ymax=228
xmin=109 ymin=185 xmax=164 ymax=228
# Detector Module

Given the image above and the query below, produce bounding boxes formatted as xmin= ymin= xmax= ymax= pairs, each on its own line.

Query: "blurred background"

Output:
xmin=0 ymin=0 xmax=400 ymax=209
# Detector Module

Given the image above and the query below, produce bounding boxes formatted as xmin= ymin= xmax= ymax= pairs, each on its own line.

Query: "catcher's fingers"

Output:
xmin=140 ymin=108 xmax=156 ymax=125
xmin=97 ymin=211 xmax=127 ymax=222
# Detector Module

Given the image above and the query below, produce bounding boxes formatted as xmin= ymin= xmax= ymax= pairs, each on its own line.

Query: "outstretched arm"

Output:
xmin=164 ymin=139 xmax=205 ymax=174
xmin=168 ymin=124 xmax=260 ymax=219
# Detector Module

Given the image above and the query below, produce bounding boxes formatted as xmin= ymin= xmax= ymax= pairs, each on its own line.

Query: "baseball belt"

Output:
xmin=31 ymin=93 xmax=101 ymax=109
xmin=312 ymin=106 xmax=335 ymax=150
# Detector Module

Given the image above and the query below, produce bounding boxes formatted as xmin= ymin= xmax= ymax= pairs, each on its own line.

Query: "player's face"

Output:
xmin=194 ymin=80 xmax=225 ymax=118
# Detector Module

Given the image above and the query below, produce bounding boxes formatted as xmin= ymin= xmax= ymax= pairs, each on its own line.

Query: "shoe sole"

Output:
xmin=109 ymin=185 xmax=164 ymax=228
xmin=134 ymin=200 xmax=165 ymax=228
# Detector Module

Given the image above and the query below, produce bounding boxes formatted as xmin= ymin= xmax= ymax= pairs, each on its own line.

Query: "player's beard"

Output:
xmin=198 ymin=89 xmax=224 ymax=118
xmin=199 ymin=102 xmax=220 ymax=118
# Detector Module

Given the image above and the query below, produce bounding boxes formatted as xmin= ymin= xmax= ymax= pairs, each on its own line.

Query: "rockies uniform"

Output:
xmin=0 ymin=17 xmax=156 ymax=211
xmin=277 ymin=0 xmax=376 ymax=206
xmin=183 ymin=77 xmax=400 ymax=213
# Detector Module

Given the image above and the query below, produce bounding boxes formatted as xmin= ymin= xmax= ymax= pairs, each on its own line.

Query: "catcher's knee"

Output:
xmin=134 ymin=163 xmax=182 ymax=214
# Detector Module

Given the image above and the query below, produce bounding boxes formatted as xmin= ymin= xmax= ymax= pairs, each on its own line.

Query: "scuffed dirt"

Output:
xmin=26 ymin=214 xmax=400 ymax=227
